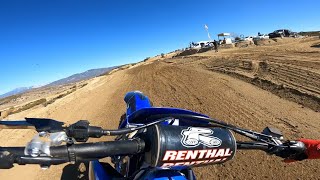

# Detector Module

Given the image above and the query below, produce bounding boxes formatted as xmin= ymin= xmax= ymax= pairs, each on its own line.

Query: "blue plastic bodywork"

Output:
xmin=136 ymin=168 xmax=188 ymax=180
xmin=124 ymin=91 xmax=153 ymax=116
xmin=119 ymin=91 xmax=209 ymax=128
xmin=91 ymin=160 xmax=111 ymax=180
xmin=119 ymin=107 xmax=209 ymax=128
xmin=93 ymin=91 xmax=206 ymax=180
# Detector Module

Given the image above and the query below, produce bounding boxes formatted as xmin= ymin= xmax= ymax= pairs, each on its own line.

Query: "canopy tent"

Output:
xmin=217 ymin=32 xmax=233 ymax=44
xmin=217 ymin=33 xmax=231 ymax=37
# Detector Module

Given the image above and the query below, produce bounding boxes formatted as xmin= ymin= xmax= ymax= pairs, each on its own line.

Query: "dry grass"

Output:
xmin=0 ymin=94 xmax=21 ymax=106
xmin=10 ymin=98 xmax=47 ymax=115
xmin=43 ymin=84 xmax=87 ymax=107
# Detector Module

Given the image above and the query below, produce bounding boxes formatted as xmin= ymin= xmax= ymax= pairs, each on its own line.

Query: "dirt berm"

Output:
xmin=0 ymin=59 xmax=319 ymax=179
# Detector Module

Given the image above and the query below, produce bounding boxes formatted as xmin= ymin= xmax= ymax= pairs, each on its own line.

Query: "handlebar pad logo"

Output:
xmin=181 ymin=127 xmax=222 ymax=148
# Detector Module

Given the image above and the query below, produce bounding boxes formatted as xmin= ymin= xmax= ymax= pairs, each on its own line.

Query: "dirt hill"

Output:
xmin=0 ymin=37 xmax=320 ymax=180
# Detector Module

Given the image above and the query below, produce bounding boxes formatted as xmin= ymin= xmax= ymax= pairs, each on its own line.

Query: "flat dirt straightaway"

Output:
xmin=1 ymin=38 xmax=320 ymax=179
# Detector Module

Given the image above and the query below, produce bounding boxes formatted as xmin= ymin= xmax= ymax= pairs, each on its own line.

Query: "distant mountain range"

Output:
xmin=0 ymin=87 xmax=33 ymax=99
xmin=45 ymin=67 xmax=117 ymax=87
xmin=0 ymin=67 xmax=118 ymax=99
xmin=298 ymin=31 xmax=320 ymax=36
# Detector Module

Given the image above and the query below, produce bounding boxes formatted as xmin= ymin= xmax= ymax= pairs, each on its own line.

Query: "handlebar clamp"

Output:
xmin=268 ymin=141 xmax=307 ymax=160
xmin=67 ymin=145 xmax=76 ymax=164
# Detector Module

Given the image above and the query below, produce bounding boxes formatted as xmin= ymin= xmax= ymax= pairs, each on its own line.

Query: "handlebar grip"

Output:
xmin=267 ymin=141 xmax=307 ymax=160
xmin=0 ymin=150 xmax=15 ymax=169
xmin=0 ymin=147 xmax=25 ymax=155
xmin=0 ymin=147 xmax=26 ymax=169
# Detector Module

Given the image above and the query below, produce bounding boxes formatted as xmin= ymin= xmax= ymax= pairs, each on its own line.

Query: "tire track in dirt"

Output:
xmin=272 ymin=75 xmax=320 ymax=95
xmin=168 ymin=59 xmax=305 ymax=134
xmin=269 ymin=68 xmax=320 ymax=95
xmin=274 ymin=66 xmax=320 ymax=84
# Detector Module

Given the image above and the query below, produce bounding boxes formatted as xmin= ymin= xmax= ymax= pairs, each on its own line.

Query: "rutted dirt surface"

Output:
xmin=196 ymin=37 xmax=320 ymax=112
xmin=0 ymin=37 xmax=320 ymax=179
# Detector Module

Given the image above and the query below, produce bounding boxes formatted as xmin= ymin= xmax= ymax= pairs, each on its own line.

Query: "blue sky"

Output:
xmin=0 ymin=0 xmax=319 ymax=94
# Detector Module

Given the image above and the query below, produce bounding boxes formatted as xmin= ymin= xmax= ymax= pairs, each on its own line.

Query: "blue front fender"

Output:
xmin=119 ymin=107 xmax=209 ymax=128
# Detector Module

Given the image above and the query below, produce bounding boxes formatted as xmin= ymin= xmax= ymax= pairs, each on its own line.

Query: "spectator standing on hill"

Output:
xmin=213 ymin=40 xmax=218 ymax=52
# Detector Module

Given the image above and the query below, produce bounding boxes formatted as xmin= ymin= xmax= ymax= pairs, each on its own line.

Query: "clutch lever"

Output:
xmin=0 ymin=118 xmax=65 ymax=133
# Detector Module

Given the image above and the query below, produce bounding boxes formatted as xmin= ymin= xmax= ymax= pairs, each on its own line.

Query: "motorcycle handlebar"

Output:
xmin=51 ymin=138 xmax=145 ymax=160
xmin=0 ymin=140 xmax=305 ymax=169
xmin=236 ymin=141 xmax=270 ymax=151
xmin=0 ymin=138 xmax=145 ymax=169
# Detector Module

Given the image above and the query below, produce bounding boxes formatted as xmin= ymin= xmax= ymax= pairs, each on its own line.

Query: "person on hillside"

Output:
xmin=213 ymin=40 xmax=219 ymax=52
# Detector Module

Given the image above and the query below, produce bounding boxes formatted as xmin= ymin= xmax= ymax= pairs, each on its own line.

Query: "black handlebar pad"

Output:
xmin=0 ymin=138 xmax=145 ymax=169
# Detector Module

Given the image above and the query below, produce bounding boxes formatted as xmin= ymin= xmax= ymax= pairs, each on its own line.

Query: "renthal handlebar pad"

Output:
xmin=144 ymin=125 xmax=236 ymax=168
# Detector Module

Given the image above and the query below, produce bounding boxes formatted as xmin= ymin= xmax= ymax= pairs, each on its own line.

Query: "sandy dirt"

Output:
xmin=0 ymin=37 xmax=320 ymax=180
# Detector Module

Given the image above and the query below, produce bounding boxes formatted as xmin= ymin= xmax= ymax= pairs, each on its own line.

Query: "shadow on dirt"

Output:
xmin=311 ymin=43 xmax=320 ymax=48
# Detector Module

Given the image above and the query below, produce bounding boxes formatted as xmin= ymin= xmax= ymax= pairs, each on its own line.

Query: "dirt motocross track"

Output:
xmin=1 ymin=37 xmax=320 ymax=179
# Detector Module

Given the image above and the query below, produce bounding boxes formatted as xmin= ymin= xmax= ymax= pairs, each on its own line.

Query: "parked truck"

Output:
xmin=268 ymin=29 xmax=297 ymax=38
